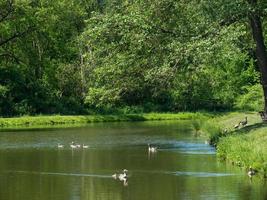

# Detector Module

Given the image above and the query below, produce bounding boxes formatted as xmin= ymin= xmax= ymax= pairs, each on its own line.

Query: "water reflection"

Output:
xmin=0 ymin=121 xmax=266 ymax=200
xmin=171 ymin=171 xmax=238 ymax=177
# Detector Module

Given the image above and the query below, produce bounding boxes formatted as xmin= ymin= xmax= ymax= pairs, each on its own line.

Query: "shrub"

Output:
xmin=234 ymin=84 xmax=264 ymax=111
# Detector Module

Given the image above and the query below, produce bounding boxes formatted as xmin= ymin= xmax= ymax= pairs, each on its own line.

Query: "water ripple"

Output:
xmin=171 ymin=171 xmax=238 ymax=177
xmin=2 ymin=170 xmax=112 ymax=178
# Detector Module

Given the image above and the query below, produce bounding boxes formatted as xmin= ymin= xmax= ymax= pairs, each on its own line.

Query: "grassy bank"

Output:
xmin=0 ymin=112 xmax=209 ymax=128
xmin=1 ymin=111 xmax=266 ymax=177
xmin=203 ymin=112 xmax=267 ymax=177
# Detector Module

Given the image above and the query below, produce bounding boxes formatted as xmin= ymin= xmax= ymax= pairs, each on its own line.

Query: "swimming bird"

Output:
xmin=82 ymin=144 xmax=89 ymax=149
xmin=112 ymin=169 xmax=128 ymax=180
xmin=57 ymin=143 xmax=64 ymax=148
xmin=247 ymin=166 xmax=256 ymax=177
xmin=70 ymin=141 xmax=77 ymax=149
xmin=148 ymin=144 xmax=157 ymax=153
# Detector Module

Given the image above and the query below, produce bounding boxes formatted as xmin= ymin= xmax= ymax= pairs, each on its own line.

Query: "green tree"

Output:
xmin=200 ymin=0 xmax=267 ymax=114
xmin=0 ymin=0 xmax=89 ymax=115
xmin=81 ymin=0 xmax=260 ymax=112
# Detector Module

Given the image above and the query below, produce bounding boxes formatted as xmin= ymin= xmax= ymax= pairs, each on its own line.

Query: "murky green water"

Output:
xmin=0 ymin=121 xmax=266 ymax=200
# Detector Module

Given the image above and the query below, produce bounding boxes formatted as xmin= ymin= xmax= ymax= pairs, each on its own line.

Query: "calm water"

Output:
xmin=0 ymin=121 xmax=266 ymax=200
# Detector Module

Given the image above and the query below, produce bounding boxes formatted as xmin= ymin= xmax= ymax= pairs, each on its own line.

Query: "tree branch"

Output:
xmin=153 ymin=11 xmax=247 ymax=42
xmin=0 ymin=26 xmax=35 ymax=47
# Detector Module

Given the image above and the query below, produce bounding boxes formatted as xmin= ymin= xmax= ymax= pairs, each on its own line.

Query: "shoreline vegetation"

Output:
xmin=0 ymin=112 xmax=208 ymax=128
xmin=202 ymin=112 xmax=267 ymax=178
xmin=0 ymin=112 xmax=266 ymax=177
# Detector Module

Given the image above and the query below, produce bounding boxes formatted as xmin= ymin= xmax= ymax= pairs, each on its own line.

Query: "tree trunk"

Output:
xmin=248 ymin=0 xmax=267 ymax=120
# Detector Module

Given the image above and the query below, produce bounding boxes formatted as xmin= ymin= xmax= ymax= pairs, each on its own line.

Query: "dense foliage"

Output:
xmin=0 ymin=0 xmax=266 ymax=116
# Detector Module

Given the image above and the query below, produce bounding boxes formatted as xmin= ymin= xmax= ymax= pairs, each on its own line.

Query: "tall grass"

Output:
xmin=217 ymin=128 xmax=267 ymax=176
xmin=201 ymin=122 xmax=222 ymax=144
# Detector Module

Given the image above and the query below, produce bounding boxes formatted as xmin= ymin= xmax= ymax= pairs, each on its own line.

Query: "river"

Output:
xmin=0 ymin=120 xmax=266 ymax=200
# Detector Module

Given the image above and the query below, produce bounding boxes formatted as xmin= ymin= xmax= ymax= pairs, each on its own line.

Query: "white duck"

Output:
xmin=57 ymin=143 xmax=64 ymax=148
xmin=82 ymin=144 xmax=89 ymax=149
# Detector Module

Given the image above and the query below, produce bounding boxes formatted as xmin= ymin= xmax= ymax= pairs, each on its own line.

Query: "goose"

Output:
xmin=259 ymin=111 xmax=265 ymax=120
xmin=234 ymin=123 xmax=240 ymax=129
xmin=70 ymin=142 xmax=77 ymax=149
xmin=240 ymin=116 xmax=248 ymax=127
xmin=247 ymin=166 xmax=256 ymax=177
xmin=112 ymin=169 xmax=128 ymax=180
xmin=148 ymin=144 xmax=157 ymax=153
xmin=82 ymin=144 xmax=89 ymax=149
xmin=57 ymin=143 xmax=64 ymax=148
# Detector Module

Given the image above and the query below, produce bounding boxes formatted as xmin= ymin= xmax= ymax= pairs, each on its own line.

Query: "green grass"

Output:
xmin=0 ymin=112 xmax=209 ymax=128
xmin=202 ymin=112 xmax=261 ymax=144
xmin=217 ymin=126 xmax=267 ymax=177
xmin=202 ymin=112 xmax=267 ymax=177
xmin=209 ymin=112 xmax=261 ymax=129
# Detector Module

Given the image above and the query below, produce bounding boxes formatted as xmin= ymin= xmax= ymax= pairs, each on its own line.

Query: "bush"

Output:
xmin=234 ymin=84 xmax=264 ymax=111
xmin=118 ymin=106 xmax=144 ymax=114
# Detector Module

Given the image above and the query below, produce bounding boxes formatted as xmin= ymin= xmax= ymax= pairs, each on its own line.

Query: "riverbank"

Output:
xmin=0 ymin=112 xmax=208 ymax=128
xmin=204 ymin=112 xmax=267 ymax=178
xmin=1 ymin=111 xmax=266 ymax=177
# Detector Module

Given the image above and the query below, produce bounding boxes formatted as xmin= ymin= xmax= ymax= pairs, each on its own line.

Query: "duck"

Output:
xmin=247 ymin=166 xmax=256 ymax=177
xmin=82 ymin=144 xmax=89 ymax=149
xmin=112 ymin=169 xmax=128 ymax=180
xmin=148 ymin=144 xmax=157 ymax=153
xmin=57 ymin=143 xmax=64 ymax=148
